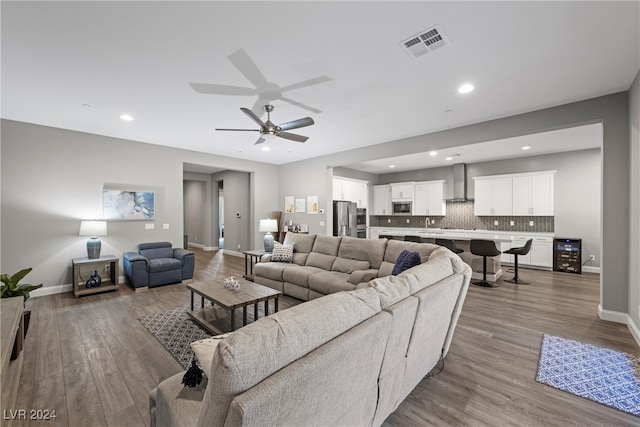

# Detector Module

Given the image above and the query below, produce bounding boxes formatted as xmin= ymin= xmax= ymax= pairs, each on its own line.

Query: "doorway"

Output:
xmin=219 ymin=184 xmax=224 ymax=249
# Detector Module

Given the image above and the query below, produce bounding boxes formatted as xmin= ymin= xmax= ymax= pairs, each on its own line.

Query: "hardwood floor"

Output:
xmin=6 ymin=249 xmax=639 ymax=426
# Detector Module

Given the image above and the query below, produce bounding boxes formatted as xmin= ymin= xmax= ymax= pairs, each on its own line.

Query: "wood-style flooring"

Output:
xmin=6 ymin=248 xmax=639 ymax=426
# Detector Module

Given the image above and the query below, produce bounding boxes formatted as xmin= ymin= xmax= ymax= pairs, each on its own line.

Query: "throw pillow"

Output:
xmin=271 ymin=242 xmax=294 ymax=263
xmin=392 ymin=250 xmax=421 ymax=275
xmin=190 ymin=333 xmax=230 ymax=378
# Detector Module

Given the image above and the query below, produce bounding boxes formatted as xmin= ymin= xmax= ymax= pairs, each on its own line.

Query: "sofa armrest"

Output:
xmin=348 ymin=269 xmax=379 ymax=285
xmin=260 ymin=253 xmax=273 ymax=263
xmin=123 ymin=252 xmax=150 ymax=288
xmin=173 ymin=248 xmax=195 ymax=280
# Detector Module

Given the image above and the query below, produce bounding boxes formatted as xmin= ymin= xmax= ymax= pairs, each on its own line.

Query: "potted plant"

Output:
xmin=1 ymin=268 xmax=42 ymax=359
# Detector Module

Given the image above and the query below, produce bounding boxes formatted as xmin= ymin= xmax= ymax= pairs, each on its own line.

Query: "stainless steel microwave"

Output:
xmin=392 ymin=201 xmax=412 ymax=215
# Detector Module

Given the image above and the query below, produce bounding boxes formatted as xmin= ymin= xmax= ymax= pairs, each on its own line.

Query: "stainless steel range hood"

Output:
xmin=449 ymin=163 xmax=472 ymax=201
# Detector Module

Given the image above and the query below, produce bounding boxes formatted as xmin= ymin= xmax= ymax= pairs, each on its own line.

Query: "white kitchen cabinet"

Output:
xmin=369 ymin=228 xmax=380 ymax=240
xmin=501 ymin=235 xmax=553 ymax=268
xmin=473 ymin=177 xmax=512 ymax=215
xmin=372 ymin=185 xmax=392 ymax=215
xmin=512 ymin=173 xmax=554 ymax=216
xmin=414 ymin=180 xmax=446 ymax=216
xmin=390 ymin=182 xmax=414 ymax=200
xmin=333 ymin=177 xmax=368 ymax=208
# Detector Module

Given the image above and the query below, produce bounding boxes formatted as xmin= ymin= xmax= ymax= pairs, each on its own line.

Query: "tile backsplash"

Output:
xmin=370 ymin=200 xmax=554 ymax=233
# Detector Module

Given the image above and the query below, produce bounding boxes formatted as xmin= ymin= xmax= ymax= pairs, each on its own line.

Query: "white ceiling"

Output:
xmin=2 ymin=2 xmax=638 ymax=167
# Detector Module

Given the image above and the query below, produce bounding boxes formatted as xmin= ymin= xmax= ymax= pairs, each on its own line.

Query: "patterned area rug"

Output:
xmin=536 ymin=334 xmax=640 ymax=416
xmin=139 ymin=306 xmax=212 ymax=370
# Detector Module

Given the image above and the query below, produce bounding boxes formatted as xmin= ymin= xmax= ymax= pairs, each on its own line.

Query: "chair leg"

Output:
xmin=505 ymin=255 xmax=529 ymax=285
xmin=473 ymin=255 xmax=498 ymax=288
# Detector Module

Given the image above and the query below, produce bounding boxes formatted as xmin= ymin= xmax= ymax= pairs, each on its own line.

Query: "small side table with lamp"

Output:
xmin=74 ymin=220 xmax=119 ymax=297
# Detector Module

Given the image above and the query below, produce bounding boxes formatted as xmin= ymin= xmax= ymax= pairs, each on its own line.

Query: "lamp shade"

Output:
xmin=79 ymin=220 xmax=107 ymax=236
xmin=259 ymin=219 xmax=278 ymax=233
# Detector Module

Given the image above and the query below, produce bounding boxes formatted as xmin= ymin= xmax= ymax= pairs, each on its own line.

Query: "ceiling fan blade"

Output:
xmin=215 ymin=128 xmax=259 ymax=132
xmin=278 ymin=131 xmax=308 ymax=143
xmin=279 ymin=96 xmax=322 ymax=114
xmin=241 ymin=107 xmax=265 ymax=127
xmin=189 ymin=82 xmax=257 ymax=96
xmin=228 ymin=49 xmax=269 ymax=88
xmin=278 ymin=117 xmax=315 ymax=131
xmin=254 ymin=136 xmax=266 ymax=145
xmin=280 ymin=76 xmax=333 ymax=92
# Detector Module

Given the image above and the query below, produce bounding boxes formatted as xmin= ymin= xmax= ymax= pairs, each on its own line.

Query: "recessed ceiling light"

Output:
xmin=522 ymin=146 xmax=531 ymax=150
xmin=458 ymin=83 xmax=474 ymax=94
xmin=389 ymin=165 xmax=395 ymax=168
xmin=444 ymin=109 xmax=453 ymax=113
xmin=262 ymin=146 xmax=270 ymax=151
xmin=429 ymin=151 xmax=438 ymax=156
xmin=82 ymin=103 xmax=92 ymax=108
xmin=120 ymin=114 xmax=133 ymax=121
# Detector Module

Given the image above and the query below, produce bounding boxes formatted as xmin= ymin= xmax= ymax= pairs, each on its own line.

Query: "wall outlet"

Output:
xmin=406 ymin=218 xmax=410 ymax=224
xmin=237 ymin=244 xmax=241 ymax=250
xmin=510 ymin=221 xmax=515 ymax=226
xmin=387 ymin=218 xmax=391 ymax=223
xmin=529 ymin=221 xmax=534 ymax=226
xmin=104 ymin=264 xmax=110 ymax=273
xmin=431 ymin=219 xmax=435 ymax=225
xmin=589 ymin=254 xmax=596 ymax=261
xmin=494 ymin=220 xmax=499 ymax=226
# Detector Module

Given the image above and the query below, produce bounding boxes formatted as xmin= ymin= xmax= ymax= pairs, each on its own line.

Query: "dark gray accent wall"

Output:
xmin=279 ymin=93 xmax=630 ymax=314
xmin=629 ymin=71 xmax=640 ymax=332
xmin=211 ymin=170 xmax=250 ymax=253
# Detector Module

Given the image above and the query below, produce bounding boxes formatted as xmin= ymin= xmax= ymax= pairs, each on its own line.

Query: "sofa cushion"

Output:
xmin=348 ymin=269 xmax=379 ymax=285
xmin=254 ymin=262 xmax=290 ymax=282
xmin=392 ymin=250 xmax=421 ymax=276
xmin=308 ymin=271 xmax=356 ymax=295
xmin=338 ymin=237 xmax=388 ymax=269
xmin=331 ymin=257 xmax=370 ymax=274
xmin=283 ymin=232 xmax=316 ymax=253
xmin=306 ymin=252 xmax=337 ymax=270
xmin=311 ymin=235 xmax=341 ymax=256
xmin=196 ymin=287 xmax=382 ymax=426
xmin=271 ymin=242 xmax=294 ymax=263
xmin=282 ymin=265 xmax=325 ymax=287
xmin=148 ymin=257 xmax=183 ymax=273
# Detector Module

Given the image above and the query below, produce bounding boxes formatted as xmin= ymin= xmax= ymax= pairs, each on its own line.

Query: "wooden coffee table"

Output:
xmin=187 ymin=278 xmax=282 ymax=335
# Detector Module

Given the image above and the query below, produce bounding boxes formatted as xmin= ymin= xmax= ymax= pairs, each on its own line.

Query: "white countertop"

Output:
xmin=369 ymin=227 xmax=554 ymax=241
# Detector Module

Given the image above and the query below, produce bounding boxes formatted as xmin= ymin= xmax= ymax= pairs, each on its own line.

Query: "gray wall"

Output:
xmin=183 ymin=179 xmax=206 ymax=246
xmin=279 ymin=93 xmax=630 ymax=315
xmin=629 ymin=71 xmax=640 ymax=333
xmin=0 ymin=120 xmax=279 ymax=291
xmin=211 ymin=170 xmax=250 ymax=253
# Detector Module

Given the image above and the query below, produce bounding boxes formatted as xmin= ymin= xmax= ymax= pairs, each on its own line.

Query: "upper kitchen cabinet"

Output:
xmin=414 ymin=180 xmax=446 ymax=216
xmin=390 ymin=182 xmax=415 ymax=200
xmin=474 ymin=171 xmax=555 ymax=216
xmin=372 ymin=185 xmax=391 ymax=215
xmin=333 ymin=177 xmax=368 ymax=208
xmin=512 ymin=172 xmax=555 ymax=216
xmin=473 ymin=176 xmax=513 ymax=216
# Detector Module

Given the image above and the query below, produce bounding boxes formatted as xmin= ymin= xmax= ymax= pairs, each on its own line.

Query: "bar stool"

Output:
xmin=503 ymin=239 xmax=532 ymax=284
xmin=403 ymin=235 xmax=423 ymax=243
xmin=470 ymin=239 xmax=501 ymax=288
xmin=435 ymin=238 xmax=464 ymax=254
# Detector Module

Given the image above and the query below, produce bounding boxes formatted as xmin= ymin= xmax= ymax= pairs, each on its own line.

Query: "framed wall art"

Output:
xmin=103 ymin=190 xmax=155 ymax=220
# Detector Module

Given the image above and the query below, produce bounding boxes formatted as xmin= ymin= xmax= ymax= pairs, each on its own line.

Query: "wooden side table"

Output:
xmin=1 ymin=297 xmax=24 ymax=415
xmin=242 ymin=250 xmax=265 ymax=281
xmin=72 ymin=255 xmax=119 ymax=297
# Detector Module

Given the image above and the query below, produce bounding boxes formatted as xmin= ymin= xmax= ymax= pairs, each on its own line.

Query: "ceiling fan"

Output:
xmin=216 ymin=104 xmax=314 ymax=145
xmin=190 ymin=49 xmax=331 ymax=116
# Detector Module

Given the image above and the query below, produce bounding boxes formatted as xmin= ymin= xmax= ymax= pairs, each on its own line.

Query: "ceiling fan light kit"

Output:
xmin=216 ymin=104 xmax=314 ymax=145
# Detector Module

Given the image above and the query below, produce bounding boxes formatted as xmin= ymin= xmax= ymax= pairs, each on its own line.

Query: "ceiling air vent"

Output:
xmin=400 ymin=25 xmax=449 ymax=59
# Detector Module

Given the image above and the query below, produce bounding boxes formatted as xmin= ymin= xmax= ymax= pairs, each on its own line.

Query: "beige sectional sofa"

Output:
xmin=254 ymin=233 xmax=451 ymax=300
xmin=149 ymin=246 xmax=471 ymax=426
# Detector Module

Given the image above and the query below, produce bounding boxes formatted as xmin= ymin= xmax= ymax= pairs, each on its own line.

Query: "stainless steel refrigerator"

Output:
xmin=333 ymin=200 xmax=358 ymax=237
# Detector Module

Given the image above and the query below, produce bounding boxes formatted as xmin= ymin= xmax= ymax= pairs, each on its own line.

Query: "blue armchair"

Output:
xmin=123 ymin=242 xmax=195 ymax=289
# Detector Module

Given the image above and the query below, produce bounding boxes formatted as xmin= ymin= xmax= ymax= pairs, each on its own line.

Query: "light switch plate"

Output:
xmin=145 ymin=223 xmax=154 ymax=230
xmin=163 ymin=223 xmax=170 ymax=230
xmin=319 ymin=221 xmax=325 ymax=226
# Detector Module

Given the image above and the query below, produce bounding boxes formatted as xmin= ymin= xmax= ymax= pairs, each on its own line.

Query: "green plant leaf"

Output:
xmin=10 ymin=268 xmax=33 ymax=285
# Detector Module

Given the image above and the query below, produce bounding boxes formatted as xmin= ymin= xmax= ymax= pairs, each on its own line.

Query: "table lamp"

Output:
xmin=79 ymin=220 xmax=107 ymax=259
xmin=259 ymin=219 xmax=278 ymax=253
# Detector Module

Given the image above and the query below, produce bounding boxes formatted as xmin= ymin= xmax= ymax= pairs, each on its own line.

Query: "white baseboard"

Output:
xmin=30 ymin=275 xmax=127 ymax=298
xmin=598 ymin=305 xmax=640 ymax=347
xmin=187 ymin=243 xmax=218 ymax=251
xmin=223 ymin=249 xmax=243 ymax=258
xmin=582 ymin=266 xmax=601 ymax=274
